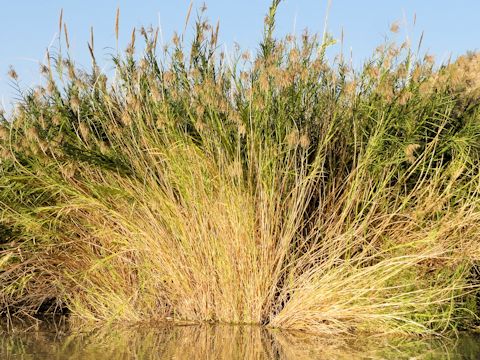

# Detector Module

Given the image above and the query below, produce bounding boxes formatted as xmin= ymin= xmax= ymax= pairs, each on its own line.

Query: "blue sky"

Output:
xmin=1 ymin=1 xmax=479 ymax=111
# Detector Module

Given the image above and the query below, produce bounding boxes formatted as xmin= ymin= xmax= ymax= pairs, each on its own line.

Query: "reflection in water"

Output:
xmin=0 ymin=321 xmax=479 ymax=359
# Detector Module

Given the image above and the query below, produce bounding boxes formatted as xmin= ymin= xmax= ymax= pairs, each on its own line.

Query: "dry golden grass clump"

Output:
xmin=0 ymin=1 xmax=479 ymax=335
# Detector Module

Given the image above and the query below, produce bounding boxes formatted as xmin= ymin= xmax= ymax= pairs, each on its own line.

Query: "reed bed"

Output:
xmin=0 ymin=1 xmax=479 ymax=335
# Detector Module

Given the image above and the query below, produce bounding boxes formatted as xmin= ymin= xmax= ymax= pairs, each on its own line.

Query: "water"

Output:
xmin=1 ymin=320 xmax=479 ymax=359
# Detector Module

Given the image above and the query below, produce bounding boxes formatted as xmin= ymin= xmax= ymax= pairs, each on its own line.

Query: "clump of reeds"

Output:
xmin=0 ymin=1 xmax=479 ymax=335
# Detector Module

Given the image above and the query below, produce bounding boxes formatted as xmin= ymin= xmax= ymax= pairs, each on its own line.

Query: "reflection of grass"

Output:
xmin=1 ymin=323 xmax=479 ymax=360
xmin=0 ymin=1 xmax=479 ymax=335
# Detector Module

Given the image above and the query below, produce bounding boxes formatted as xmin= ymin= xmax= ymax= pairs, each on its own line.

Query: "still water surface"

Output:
xmin=1 ymin=321 xmax=479 ymax=359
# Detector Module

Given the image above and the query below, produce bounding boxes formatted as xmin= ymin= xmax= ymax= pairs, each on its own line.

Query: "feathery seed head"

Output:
xmin=99 ymin=141 xmax=109 ymax=154
xmin=0 ymin=126 xmax=8 ymax=141
xmin=398 ymin=91 xmax=412 ymax=105
xmin=68 ymin=64 xmax=76 ymax=79
xmin=78 ymin=122 xmax=90 ymax=140
xmin=0 ymin=148 xmax=11 ymax=160
xmin=172 ymin=32 xmax=180 ymax=47
xmin=405 ymin=143 xmax=421 ymax=164
xmin=390 ymin=22 xmax=400 ymax=33
xmin=70 ymin=95 xmax=80 ymax=112
xmin=121 ymin=111 xmax=132 ymax=126
xmin=195 ymin=120 xmax=206 ymax=132
xmin=52 ymin=114 xmax=62 ymax=126
xmin=61 ymin=163 xmax=76 ymax=179
xmin=47 ymin=81 xmax=56 ymax=94
xmin=286 ymin=129 xmax=299 ymax=148
xmin=241 ymin=51 xmax=251 ymax=61
xmin=26 ymin=127 xmax=40 ymax=142
xmin=39 ymin=64 xmax=50 ymax=76
xmin=139 ymin=58 xmax=148 ymax=71
xmin=424 ymin=54 xmax=435 ymax=65
xmin=259 ymin=73 xmax=269 ymax=92
xmin=299 ymin=134 xmax=310 ymax=149
xmin=238 ymin=124 xmax=246 ymax=137
xmin=7 ymin=66 xmax=18 ymax=80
